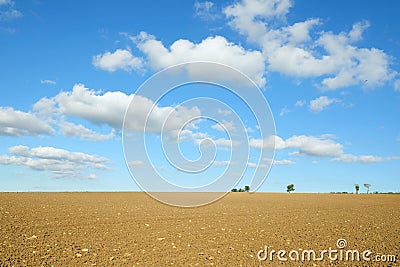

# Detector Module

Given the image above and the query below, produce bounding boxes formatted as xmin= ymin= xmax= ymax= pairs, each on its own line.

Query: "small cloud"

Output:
xmin=295 ymin=100 xmax=306 ymax=107
xmin=0 ymin=8 xmax=22 ymax=21
xmin=217 ymin=109 xmax=232 ymax=116
xmin=40 ymin=79 xmax=56 ymax=85
xmin=128 ymin=160 xmax=144 ymax=167
xmin=93 ymin=49 xmax=143 ymax=72
xmin=194 ymin=1 xmax=219 ymax=21
xmin=309 ymin=96 xmax=339 ymax=112
xmin=395 ymin=80 xmax=400 ymax=91
xmin=87 ymin=173 xmax=97 ymax=179
xmin=211 ymin=120 xmax=236 ymax=132
xmin=333 ymin=154 xmax=385 ymax=163
xmin=279 ymin=107 xmax=290 ymax=116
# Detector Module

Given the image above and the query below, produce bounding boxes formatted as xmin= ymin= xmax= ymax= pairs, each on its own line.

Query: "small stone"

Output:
xmin=157 ymin=237 xmax=165 ymax=241
xmin=27 ymin=235 xmax=38 ymax=240
xmin=76 ymin=253 xmax=82 ymax=258
xmin=109 ymin=256 xmax=115 ymax=261
xmin=82 ymin=248 xmax=89 ymax=252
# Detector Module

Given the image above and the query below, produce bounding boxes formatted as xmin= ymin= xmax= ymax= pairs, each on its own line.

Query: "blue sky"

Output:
xmin=0 ymin=0 xmax=399 ymax=193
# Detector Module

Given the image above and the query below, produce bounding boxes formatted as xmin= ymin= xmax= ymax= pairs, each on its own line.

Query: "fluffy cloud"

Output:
xmin=0 ymin=107 xmax=54 ymax=136
xmin=58 ymin=121 xmax=115 ymax=141
xmin=93 ymin=49 xmax=143 ymax=72
xmin=133 ymin=32 xmax=266 ymax=87
xmin=224 ymin=0 xmax=397 ymax=90
xmin=249 ymin=134 xmax=343 ymax=157
xmin=35 ymin=84 xmax=132 ymax=129
xmin=250 ymin=133 xmax=392 ymax=163
xmin=0 ymin=145 xmax=109 ymax=178
xmin=309 ymin=96 xmax=338 ymax=112
xmin=34 ymin=84 xmax=201 ymax=135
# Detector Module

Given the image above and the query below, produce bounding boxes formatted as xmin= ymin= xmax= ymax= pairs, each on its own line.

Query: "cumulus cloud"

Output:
xmin=250 ymin=134 xmax=343 ymax=157
xmin=224 ymin=0 xmax=398 ymax=90
xmin=34 ymin=84 xmax=132 ymax=129
xmin=132 ymin=32 xmax=266 ymax=87
xmin=34 ymin=84 xmax=201 ymax=136
xmin=0 ymin=107 xmax=54 ymax=136
xmin=0 ymin=145 xmax=109 ymax=178
xmin=58 ymin=121 xmax=115 ymax=141
xmin=309 ymin=96 xmax=338 ymax=112
xmin=249 ymin=133 xmax=392 ymax=163
xmin=93 ymin=49 xmax=143 ymax=72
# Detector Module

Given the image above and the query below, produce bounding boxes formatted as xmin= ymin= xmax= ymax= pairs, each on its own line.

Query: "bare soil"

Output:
xmin=0 ymin=192 xmax=398 ymax=266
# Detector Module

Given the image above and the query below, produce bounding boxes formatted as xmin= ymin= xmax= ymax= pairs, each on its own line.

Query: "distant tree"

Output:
xmin=364 ymin=184 xmax=371 ymax=194
xmin=286 ymin=184 xmax=295 ymax=193
xmin=231 ymin=188 xmax=238 ymax=192
xmin=238 ymin=188 xmax=244 ymax=192
xmin=244 ymin=185 xmax=250 ymax=192
xmin=355 ymin=184 xmax=360 ymax=194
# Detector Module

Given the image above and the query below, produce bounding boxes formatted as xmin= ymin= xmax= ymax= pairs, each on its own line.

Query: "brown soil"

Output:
xmin=0 ymin=192 xmax=398 ymax=266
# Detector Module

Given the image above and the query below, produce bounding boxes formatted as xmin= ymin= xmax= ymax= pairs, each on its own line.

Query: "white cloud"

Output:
xmin=93 ymin=49 xmax=143 ymax=72
xmin=0 ymin=0 xmax=14 ymax=6
xmin=249 ymin=135 xmax=286 ymax=149
xmin=213 ymin=160 xmax=236 ymax=166
xmin=0 ymin=145 xmax=109 ymax=178
xmin=224 ymin=0 xmax=398 ymax=90
xmin=35 ymin=84 xmax=131 ymax=129
xmin=34 ymin=84 xmax=201 ymax=136
xmin=250 ymin=134 xmax=343 ymax=157
xmin=333 ymin=154 xmax=384 ymax=163
xmin=247 ymin=162 xmax=265 ymax=168
xmin=128 ymin=160 xmax=144 ymax=167
xmin=0 ymin=8 xmax=22 ymax=21
xmin=284 ymin=135 xmax=343 ymax=157
xmin=279 ymin=107 xmax=290 ymax=116
xmin=194 ymin=1 xmax=219 ymax=21
xmin=309 ymin=96 xmax=338 ymax=112
xmin=394 ymin=80 xmax=400 ymax=91
xmin=250 ymin=133 xmax=390 ymax=163
xmin=295 ymin=100 xmax=306 ymax=107
xmin=195 ymin=137 xmax=239 ymax=147
xmin=0 ymin=107 xmax=54 ymax=136
xmin=133 ymin=32 xmax=266 ymax=87
xmin=87 ymin=173 xmax=97 ymax=179
xmin=211 ymin=120 xmax=236 ymax=132
xmin=263 ymin=157 xmax=294 ymax=165
xmin=40 ymin=79 xmax=56 ymax=85
xmin=58 ymin=121 xmax=115 ymax=141
xmin=217 ymin=109 xmax=232 ymax=116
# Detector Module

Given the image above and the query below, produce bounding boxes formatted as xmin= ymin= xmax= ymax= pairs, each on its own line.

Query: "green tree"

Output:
xmin=238 ymin=188 xmax=244 ymax=192
xmin=286 ymin=184 xmax=295 ymax=193
xmin=231 ymin=188 xmax=238 ymax=192
xmin=364 ymin=184 xmax=371 ymax=194
xmin=244 ymin=185 xmax=250 ymax=192
xmin=355 ymin=184 xmax=360 ymax=194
